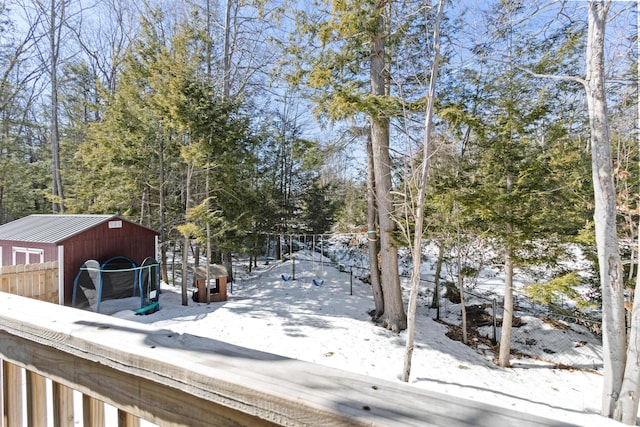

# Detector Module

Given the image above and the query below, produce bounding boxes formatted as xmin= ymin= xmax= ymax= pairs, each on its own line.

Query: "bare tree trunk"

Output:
xmin=366 ymin=129 xmax=384 ymax=319
xmin=459 ymin=272 xmax=467 ymax=345
xmin=224 ymin=252 xmax=233 ymax=284
xmin=401 ymin=0 xmax=444 ymax=381
xmin=50 ymin=0 xmax=64 ymax=212
xmin=431 ymin=242 xmax=444 ymax=316
xmin=498 ymin=247 xmax=514 ymax=367
xmin=612 ymin=3 xmax=640 ymax=423
xmin=581 ymin=1 xmax=626 ymax=418
xmin=615 ymin=215 xmax=640 ymax=424
xmin=181 ymin=161 xmax=194 ymax=306
xmin=182 ymin=236 xmax=190 ymax=304
xmin=205 ymin=0 xmax=215 ymax=304
xmin=457 ymin=235 xmax=467 ymax=345
xmin=158 ymin=139 xmax=169 ymax=284
xmin=205 ymin=155 xmax=212 ymax=304
xmin=216 ymin=0 xmax=235 ymax=289
xmin=206 ymin=0 xmax=213 ymax=77
xmin=171 ymin=240 xmax=177 ymax=286
xmin=497 ymin=159 xmax=515 ymax=367
xmin=370 ymin=4 xmax=406 ymax=333
xmin=139 ymin=188 xmax=146 ymax=224
xmin=222 ymin=0 xmax=233 ymax=98
xmin=371 ymin=119 xmax=405 ymax=332
xmin=160 ymin=238 xmax=169 ymax=284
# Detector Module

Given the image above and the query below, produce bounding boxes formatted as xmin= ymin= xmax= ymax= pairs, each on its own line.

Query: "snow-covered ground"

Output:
xmin=102 ymin=246 xmax=627 ymax=427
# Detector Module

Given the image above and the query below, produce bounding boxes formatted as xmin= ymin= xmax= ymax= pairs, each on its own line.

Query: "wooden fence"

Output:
xmin=0 ymin=292 xmax=580 ymax=427
xmin=0 ymin=262 xmax=59 ymax=304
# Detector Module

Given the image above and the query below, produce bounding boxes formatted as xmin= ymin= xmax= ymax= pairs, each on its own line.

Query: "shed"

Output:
xmin=0 ymin=214 xmax=158 ymax=306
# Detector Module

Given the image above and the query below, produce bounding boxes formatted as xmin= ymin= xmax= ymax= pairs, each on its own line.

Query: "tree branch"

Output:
xmin=513 ymin=64 xmax=586 ymax=88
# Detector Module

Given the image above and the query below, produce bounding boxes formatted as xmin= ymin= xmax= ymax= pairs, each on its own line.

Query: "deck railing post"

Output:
xmin=117 ymin=409 xmax=140 ymax=427
xmin=52 ymin=382 xmax=74 ymax=427
xmin=3 ymin=361 xmax=22 ymax=427
xmin=1 ymin=359 xmax=4 ymax=427
xmin=26 ymin=371 xmax=47 ymax=426
xmin=83 ymin=395 xmax=105 ymax=427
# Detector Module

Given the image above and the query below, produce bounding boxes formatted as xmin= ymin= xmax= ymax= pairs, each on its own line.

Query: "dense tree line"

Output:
xmin=0 ymin=0 xmax=638 ymax=421
xmin=0 ymin=0 xmax=348 ymax=264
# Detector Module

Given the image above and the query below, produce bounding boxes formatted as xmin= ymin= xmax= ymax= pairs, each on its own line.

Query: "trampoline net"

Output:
xmin=139 ymin=257 xmax=160 ymax=306
xmin=100 ymin=256 xmax=138 ymax=301
xmin=73 ymin=256 xmax=160 ymax=313
xmin=72 ymin=259 xmax=101 ymax=310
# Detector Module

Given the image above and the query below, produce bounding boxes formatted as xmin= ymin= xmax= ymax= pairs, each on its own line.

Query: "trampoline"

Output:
xmin=72 ymin=256 xmax=160 ymax=315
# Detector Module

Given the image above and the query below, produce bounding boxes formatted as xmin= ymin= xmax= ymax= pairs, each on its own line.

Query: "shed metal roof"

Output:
xmin=0 ymin=214 xmax=118 ymax=244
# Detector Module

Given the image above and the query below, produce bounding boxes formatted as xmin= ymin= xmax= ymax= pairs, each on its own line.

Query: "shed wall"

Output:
xmin=0 ymin=217 xmax=157 ymax=306
xmin=60 ymin=220 xmax=157 ymax=305
xmin=0 ymin=241 xmax=58 ymax=266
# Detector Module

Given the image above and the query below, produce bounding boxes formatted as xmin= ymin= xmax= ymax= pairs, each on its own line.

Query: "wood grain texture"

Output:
xmin=0 ymin=361 xmax=3 ymax=427
xmin=0 ymin=292 xmax=578 ymax=427
xmin=117 ymin=409 xmax=140 ymax=427
xmin=83 ymin=395 xmax=104 ymax=427
xmin=52 ymin=382 xmax=74 ymax=427
xmin=3 ymin=361 xmax=22 ymax=427
xmin=0 ymin=262 xmax=59 ymax=303
xmin=26 ymin=371 xmax=47 ymax=427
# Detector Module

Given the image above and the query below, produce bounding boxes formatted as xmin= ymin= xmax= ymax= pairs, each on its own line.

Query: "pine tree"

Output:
xmin=73 ymin=6 xmax=188 ymax=285
xmin=437 ymin=0 xmax=591 ymax=368
xmin=302 ymin=178 xmax=341 ymax=234
xmin=291 ymin=0 xmax=407 ymax=331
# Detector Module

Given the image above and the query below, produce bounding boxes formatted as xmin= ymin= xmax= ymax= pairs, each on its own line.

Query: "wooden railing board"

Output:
xmin=0 ymin=331 xmax=279 ymax=427
xmin=0 ymin=292 xmax=579 ymax=427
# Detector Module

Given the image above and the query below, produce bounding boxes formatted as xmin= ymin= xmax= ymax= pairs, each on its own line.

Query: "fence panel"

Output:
xmin=0 ymin=262 xmax=59 ymax=303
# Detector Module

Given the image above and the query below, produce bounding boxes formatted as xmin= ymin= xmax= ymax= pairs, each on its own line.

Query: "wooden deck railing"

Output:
xmin=0 ymin=292 xmax=578 ymax=427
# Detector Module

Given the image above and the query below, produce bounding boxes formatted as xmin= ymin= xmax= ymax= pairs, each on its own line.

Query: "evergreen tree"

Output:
xmin=251 ymin=97 xmax=325 ymax=236
xmin=333 ymin=180 xmax=368 ymax=232
xmin=302 ymin=178 xmax=341 ymax=234
xmin=291 ymin=0 xmax=409 ymax=331
xmin=72 ymin=6 xmax=189 ymax=283
xmin=436 ymin=0 xmax=591 ymax=367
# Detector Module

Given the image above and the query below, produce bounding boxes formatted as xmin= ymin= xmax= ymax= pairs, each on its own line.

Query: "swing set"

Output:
xmin=278 ymin=234 xmax=327 ymax=286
